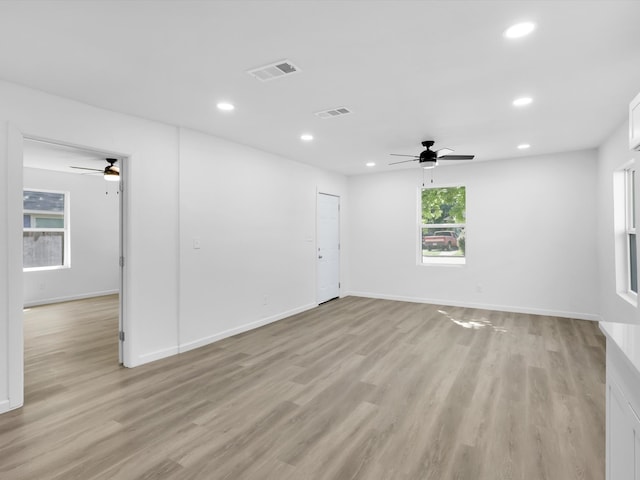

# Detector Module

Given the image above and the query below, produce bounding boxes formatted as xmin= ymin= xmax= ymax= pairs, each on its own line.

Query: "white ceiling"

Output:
xmin=3 ymin=1 xmax=640 ymax=175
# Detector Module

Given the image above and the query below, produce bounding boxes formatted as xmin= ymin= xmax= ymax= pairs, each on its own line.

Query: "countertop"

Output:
xmin=600 ymin=321 xmax=640 ymax=376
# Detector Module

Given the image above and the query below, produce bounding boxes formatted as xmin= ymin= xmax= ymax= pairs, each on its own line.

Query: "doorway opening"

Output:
xmin=22 ymin=138 xmax=126 ymax=403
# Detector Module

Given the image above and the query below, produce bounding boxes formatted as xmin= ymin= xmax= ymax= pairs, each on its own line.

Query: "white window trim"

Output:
xmin=614 ymin=161 xmax=637 ymax=306
xmin=625 ymin=166 xmax=637 ymax=298
xmin=418 ymin=185 xmax=467 ymax=267
xmin=23 ymin=188 xmax=71 ymax=272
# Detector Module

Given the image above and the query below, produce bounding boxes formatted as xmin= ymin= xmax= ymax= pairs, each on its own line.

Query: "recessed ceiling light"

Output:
xmin=504 ymin=22 xmax=536 ymax=39
xmin=366 ymin=162 xmax=376 ymax=167
xmin=517 ymin=144 xmax=531 ymax=150
xmin=300 ymin=133 xmax=313 ymax=141
xmin=513 ymin=96 xmax=533 ymax=107
xmin=216 ymin=102 xmax=235 ymax=111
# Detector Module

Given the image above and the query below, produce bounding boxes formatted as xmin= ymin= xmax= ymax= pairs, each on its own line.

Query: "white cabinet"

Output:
xmin=631 ymin=91 xmax=640 ymax=151
xmin=607 ymin=338 xmax=640 ymax=480
xmin=608 ymin=377 xmax=640 ymax=479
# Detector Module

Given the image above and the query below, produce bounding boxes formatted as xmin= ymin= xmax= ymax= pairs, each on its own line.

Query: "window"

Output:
xmin=626 ymin=168 xmax=637 ymax=294
xmin=23 ymin=189 xmax=69 ymax=270
xmin=420 ymin=186 xmax=466 ymax=265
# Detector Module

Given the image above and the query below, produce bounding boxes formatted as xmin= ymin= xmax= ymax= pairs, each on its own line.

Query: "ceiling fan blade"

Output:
xmin=439 ymin=154 xmax=475 ymax=160
xmin=389 ymin=154 xmax=419 ymax=158
xmin=389 ymin=158 xmax=419 ymax=165
xmin=70 ymin=166 xmax=103 ymax=172
xmin=435 ymin=148 xmax=454 ymax=157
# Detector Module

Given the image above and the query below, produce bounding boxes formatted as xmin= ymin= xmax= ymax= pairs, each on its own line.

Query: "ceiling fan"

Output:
xmin=70 ymin=158 xmax=120 ymax=181
xmin=389 ymin=140 xmax=475 ymax=169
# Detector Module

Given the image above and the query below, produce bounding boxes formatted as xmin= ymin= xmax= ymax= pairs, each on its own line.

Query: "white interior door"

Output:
xmin=317 ymin=193 xmax=340 ymax=304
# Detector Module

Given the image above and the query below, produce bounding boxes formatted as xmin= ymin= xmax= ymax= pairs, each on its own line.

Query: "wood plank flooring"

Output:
xmin=0 ymin=296 xmax=605 ymax=479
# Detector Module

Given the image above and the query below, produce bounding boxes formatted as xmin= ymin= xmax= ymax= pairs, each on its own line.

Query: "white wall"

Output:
xmin=178 ymin=128 xmax=347 ymax=351
xmin=347 ymin=150 xmax=599 ymax=320
xmin=0 ymin=80 xmax=348 ymax=414
xmin=0 ymin=80 xmax=181 ymax=414
xmin=23 ymin=167 xmax=119 ymax=306
xmin=597 ymin=121 xmax=640 ymax=324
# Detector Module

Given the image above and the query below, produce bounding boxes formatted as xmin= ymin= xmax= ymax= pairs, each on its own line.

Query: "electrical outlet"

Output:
xmin=263 ymin=295 xmax=268 ymax=305
xmin=475 ymin=283 xmax=483 ymax=293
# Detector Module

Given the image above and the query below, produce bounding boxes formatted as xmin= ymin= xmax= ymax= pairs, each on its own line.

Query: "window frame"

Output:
xmin=23 ymin=188 xmax=71 ymax=272
xmin=625 ymin=167 xmax=638 ymax=297
xmin=418 ymin=184 xmax=466 ymax=266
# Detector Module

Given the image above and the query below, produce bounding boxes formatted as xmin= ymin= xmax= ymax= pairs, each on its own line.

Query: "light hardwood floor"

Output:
xmin=1 ymin=296 xmax=605 ymax=479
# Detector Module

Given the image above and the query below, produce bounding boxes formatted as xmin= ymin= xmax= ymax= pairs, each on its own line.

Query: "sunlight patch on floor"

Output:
xmin=438 ymin=309 xmax=508 ymax=333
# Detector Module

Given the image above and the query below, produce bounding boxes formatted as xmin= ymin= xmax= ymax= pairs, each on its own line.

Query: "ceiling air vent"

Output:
xmin=247 ymin=60 xmax=301 ymax=82
xmin=315 ymin=107 xmax=353 ymax=119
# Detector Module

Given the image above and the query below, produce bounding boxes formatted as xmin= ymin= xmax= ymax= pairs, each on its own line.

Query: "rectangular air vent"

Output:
xmin=247 ymin=60 xmax=301 ymax=82
xmin=315 ymin=107 xmax=353 ymax=119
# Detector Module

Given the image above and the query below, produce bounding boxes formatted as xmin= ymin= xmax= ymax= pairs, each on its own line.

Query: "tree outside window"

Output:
xmin=421 ymin=186 xmax=466 ymax=263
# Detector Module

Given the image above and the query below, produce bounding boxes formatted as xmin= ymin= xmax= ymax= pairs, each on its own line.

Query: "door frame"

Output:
xmin=118 ymin=159 xmax=127 ymax=364
xmin=316 ymin=191 xmax=341 ymax=304
xmin=7 ymin=127 xmax=130 ymax=411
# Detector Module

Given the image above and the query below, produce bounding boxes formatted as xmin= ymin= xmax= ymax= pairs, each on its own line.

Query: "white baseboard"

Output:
xmin=179 ymin=303 xmax=317 ymax=354
xmin=345 ymin=291 xmax=600 ymax=322
xmin=24 ymin=289 xmax=119 ymax=308
xmin=130 ymin=346 xmax=180 ymax=368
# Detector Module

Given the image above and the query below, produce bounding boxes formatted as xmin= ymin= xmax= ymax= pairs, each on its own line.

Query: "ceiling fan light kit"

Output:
xmin=104 ymin=169 xmax=119 ymax=182
xmin=103 ymin=158 xmax=120 ymax=181
xmin=422 ymin=161 xmax=437 ymax=169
